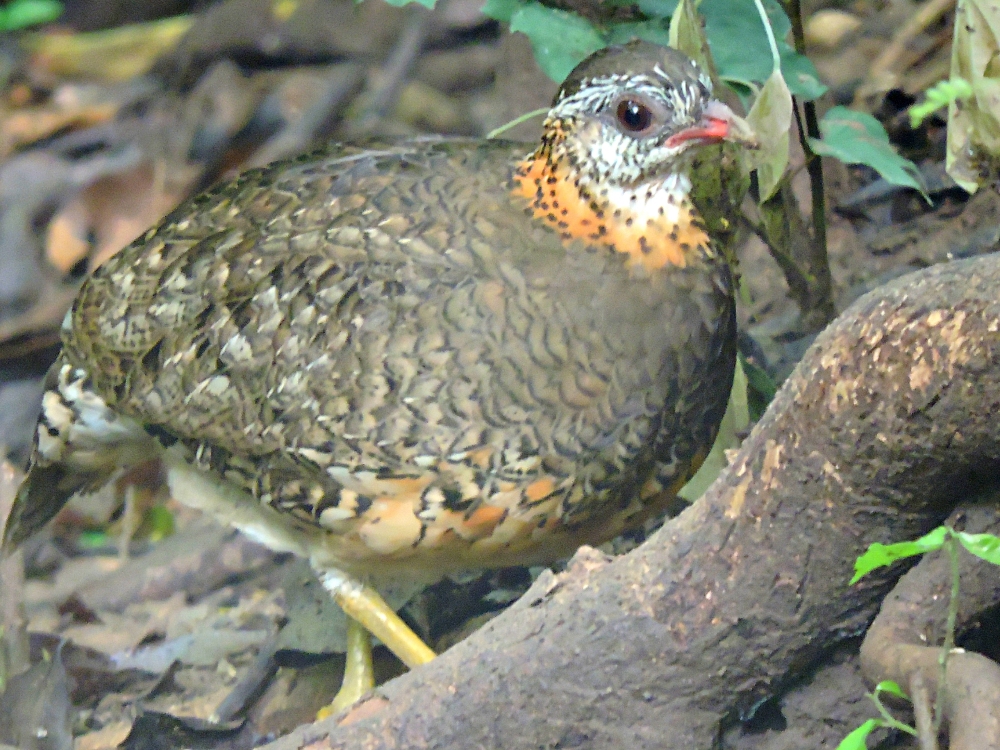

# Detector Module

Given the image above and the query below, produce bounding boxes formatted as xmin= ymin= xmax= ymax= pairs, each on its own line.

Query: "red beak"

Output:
xmin=664 ymin=100 xmax=757 ymax=149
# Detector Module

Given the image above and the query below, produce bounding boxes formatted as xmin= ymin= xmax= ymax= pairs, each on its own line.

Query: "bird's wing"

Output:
xmin=41 ymin=139 xmax=655 ymax=550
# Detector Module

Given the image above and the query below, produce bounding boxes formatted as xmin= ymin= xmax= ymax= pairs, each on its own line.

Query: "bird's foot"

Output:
xmin=318 ymin=617 xmax=375 ymax=719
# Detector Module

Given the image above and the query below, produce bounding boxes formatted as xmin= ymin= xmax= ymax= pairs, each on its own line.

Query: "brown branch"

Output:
xmin=785 ymin=0 xmax=834 ymax=330
xmin=261 ymin=252 xmax=1000 ymax=750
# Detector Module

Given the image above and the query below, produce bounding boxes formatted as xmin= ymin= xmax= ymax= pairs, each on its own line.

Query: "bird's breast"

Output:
xmin=511 ymin=154 xmax=715 ymax=275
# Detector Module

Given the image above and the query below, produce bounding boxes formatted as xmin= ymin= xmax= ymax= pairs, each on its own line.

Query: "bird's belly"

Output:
xmin=162 ymin=441 xmax=645 ymax=584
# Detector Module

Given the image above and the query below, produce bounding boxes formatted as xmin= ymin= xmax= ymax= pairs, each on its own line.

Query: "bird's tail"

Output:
xmin=2 ymin=356 xmax=154 ymax=551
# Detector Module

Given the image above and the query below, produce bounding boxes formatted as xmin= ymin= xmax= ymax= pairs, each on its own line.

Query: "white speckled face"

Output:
xmin=545 ymin=52 xmax=719 ymax=191
xmin=552 ymin=71 xmax=710 ymax=184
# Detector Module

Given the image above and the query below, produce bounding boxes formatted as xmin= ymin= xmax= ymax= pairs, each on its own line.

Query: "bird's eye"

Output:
xmin=615 ymin=98 xmax=655 ymax=134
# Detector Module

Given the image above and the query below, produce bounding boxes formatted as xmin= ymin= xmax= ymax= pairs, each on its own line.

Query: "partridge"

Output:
xmin=3 ymin=40 xmax=752 ymax=710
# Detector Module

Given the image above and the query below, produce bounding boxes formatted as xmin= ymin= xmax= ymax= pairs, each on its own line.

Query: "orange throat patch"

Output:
xmin=512 ymin=154 xmax=712 ymax=273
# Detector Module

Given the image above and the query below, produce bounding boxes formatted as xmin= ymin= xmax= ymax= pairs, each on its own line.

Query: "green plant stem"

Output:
xmin=751 ymin=0 xmax=780 ymax=72
xmin=784 ymin=0 xmax=806 ymax=55
xmin=785 ymin=0 xmax=829 ymax=277
xmin=758 ymin=184 xmax=828 ymax=325
xmin=781 ymin=0 xmax=833 ymax=329
xmin=487 ymin=108 xmax=549 ymax=139
xmin=791 ymin=102 xmax=829 ymax=292
xmin=932 ymin=531 xmax=961 ymax=738
xmin=871 ymin=689 xmax=919 ymax=736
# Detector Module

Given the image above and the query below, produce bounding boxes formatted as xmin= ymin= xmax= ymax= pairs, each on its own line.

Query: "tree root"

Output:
xmin=257 ymin=253 xmax=1000 ymax=750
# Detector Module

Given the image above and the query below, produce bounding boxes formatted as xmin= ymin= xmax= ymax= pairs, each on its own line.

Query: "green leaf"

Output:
xmin=77 ymin=530 xmax=111 ymax=550
xmin=874 ymin=680 xmax=908 ymax=700
xmin=851 ymin=526 xmax=948 ymax=584
xmin=909 ymin=78 xmax=973 ymax=128
xmin=488 ymin=0 xmax=825 ymax=101
xmin=0 ymin=0 xmax=62 ymax=31
xmin=637 ymin=0 xmax=678 ymax=16
xmin=145 ymin=505 xmax=176 ymax=542
xmin=700 ymin=0 xmax=825 ymax=100
xmin=746 ymin=67 xmax=792 ymax=199
xmin=668 ymin=0 xmax=712 ymax=73
xmin=810 ymin=106 xmax=927 ymax=195
xmin=778 ymin=47 xmax=827 ymax=101
xmin=740 ymin=354 xmax=776 ymax=422
xmin=956 ymin=531 xmax=1000 ymax=566
xmin=508 ymin=2 xmax=605 ymax=82
xmin=611 ymin=0 xmax=826 ymax=100
xmin=836 ymin=719 xmax=879 ymax=750
xmin=605 ymin=20 xmax=672 ymax=49
xmin=481 ymin=0 xmax=522 ymax=24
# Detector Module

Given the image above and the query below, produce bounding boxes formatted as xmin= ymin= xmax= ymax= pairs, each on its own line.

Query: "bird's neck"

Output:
xmin=512 ymin=149 xmax=714 ymax=274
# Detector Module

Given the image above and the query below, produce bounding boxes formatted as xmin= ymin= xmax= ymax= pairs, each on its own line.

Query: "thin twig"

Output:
xmin=932 ymin=532 xmax=961 ymax=738
xmin=785 ymin=0 xmax=833 ymax=329
xmin=736 ymin=210 xmax=802 ymax=284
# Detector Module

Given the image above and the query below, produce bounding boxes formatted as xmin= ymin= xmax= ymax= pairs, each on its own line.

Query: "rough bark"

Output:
xmin=261 ymin=252 xmax=1000 ymax=750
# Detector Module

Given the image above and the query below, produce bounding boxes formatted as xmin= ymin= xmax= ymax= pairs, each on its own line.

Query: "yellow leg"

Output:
xmin=319 ymin=617 xmax=375 ymax=718
xmin=318 ymin=569 xmax=436 ymax=669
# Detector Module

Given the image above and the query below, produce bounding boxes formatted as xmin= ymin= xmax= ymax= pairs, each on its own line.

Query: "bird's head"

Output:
xmin=538 ymin=41 xmax=756 ymax=190
xmin=513 ymin=42 xmax=756 ymax=272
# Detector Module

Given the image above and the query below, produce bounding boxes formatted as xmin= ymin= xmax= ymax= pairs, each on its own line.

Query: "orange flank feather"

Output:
xmin=524 ymin=476 xmax=558 ymax=502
